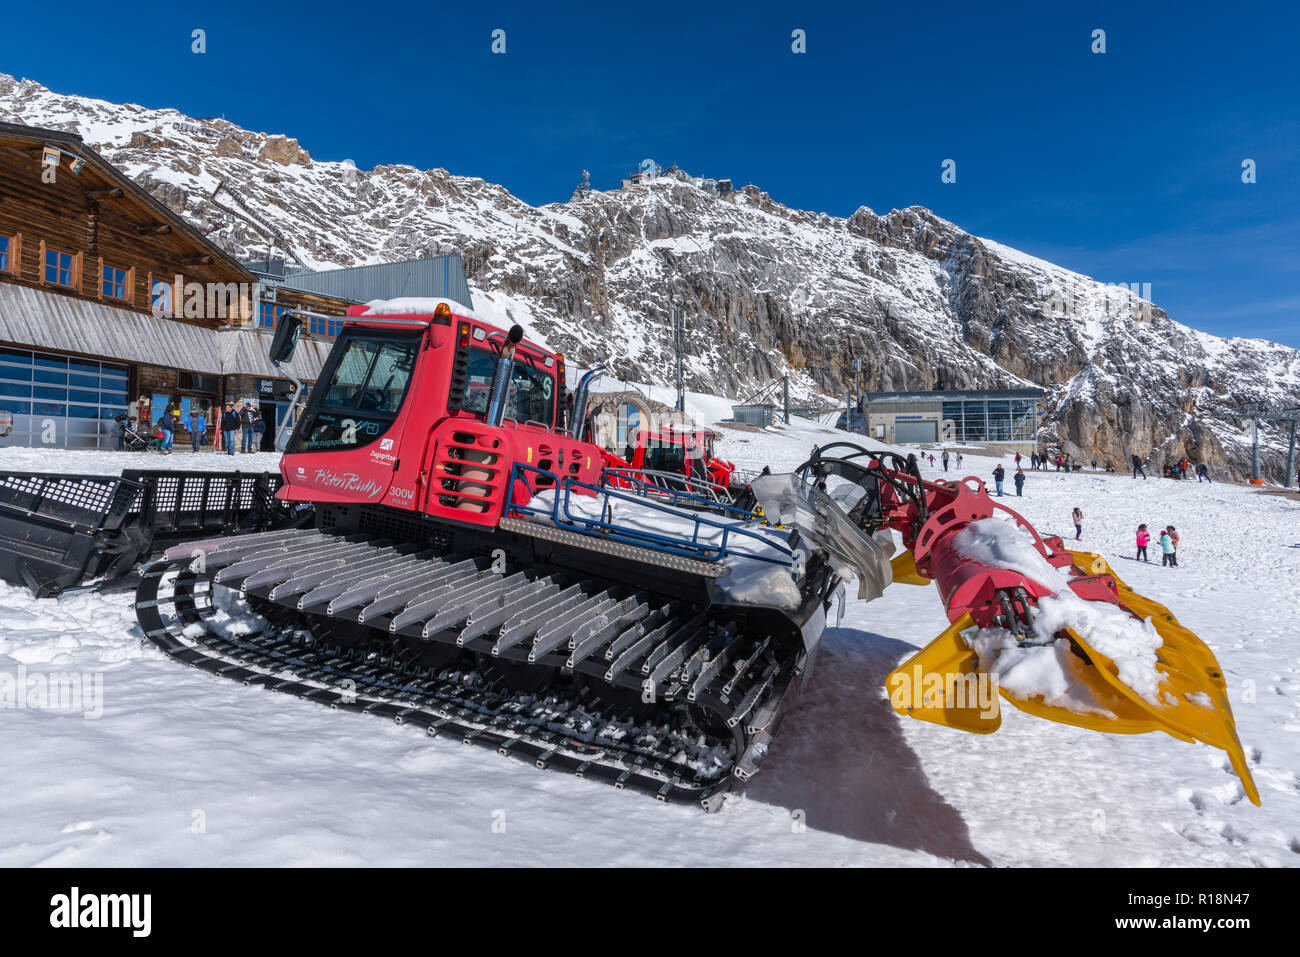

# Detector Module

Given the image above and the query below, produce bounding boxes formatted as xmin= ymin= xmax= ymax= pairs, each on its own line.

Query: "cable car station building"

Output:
xmin=859 ymin=388 xmax=1045 ymax=452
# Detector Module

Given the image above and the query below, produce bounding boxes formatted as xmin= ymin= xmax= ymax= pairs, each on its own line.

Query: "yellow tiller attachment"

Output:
xmin=886 ymin=551 xmax=1260 ymax=805
xmin=1065 ymin=550 xmax=1260 ymax=806
xmin=890 ymin=549 xmax=931 ymax=586
xmin=886 ymin=613 xmax=1000 ymax=733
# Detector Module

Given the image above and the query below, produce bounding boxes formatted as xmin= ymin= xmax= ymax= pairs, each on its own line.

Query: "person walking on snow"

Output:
xmin=1131 ymin=453 xmax=1147 ymax=479
xmin=220 ymin=402 xmax=239 ymax=456
xmin=992 ymin=464 xmax=1006 ymax=496
xmin=1013 ymin=468 xmax=1025 ymax=496
xmin=1166 ymin=525 xmax=1180 ymax=566
xmin=1136 ymin=524 xmax=1151 ymax=562
xmin=1159 ymin=529 xmax=1175 ymax=566
xmin=1196 ymin=463 xmax=1210 ymax=482
xmin=158 ymin=406 xmax=174 ymax=454
xmin=942 ymin=450 xmax=950 ymax=471
xmin=239 ymin=403 xmax=258 ymax=453
xmin=188 ymin=407 xmax=206 ymax=453
xmin=1072 ymin=506 xmax=1083 ymax=540
xmin=1014 ymin=452 xmax=1021 ymax=469
xmin=956 ymin=452 xmax=963 ymax=469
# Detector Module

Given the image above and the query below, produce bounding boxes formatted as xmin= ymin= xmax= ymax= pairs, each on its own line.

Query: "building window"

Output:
xmin=44 ymin=248 xmax=75 ymax=287
xmin=985 ymin=400 xmax=1009 ymax=441
xmin=178 ymin=371 xmax=219 ymax=393
xmin=616 ymin=402 xmax=640 ymax=449
xmin=308 ymin=314 xmax=343 ymax=337
xmin=1011 ymin=399 xmax=1037 ymax=440
xmin=259 ymin=300 xmax=286 ymax=329
xmin=151 ymin=280 xmax=173 ymax=315
xmin=0 ymin=235 xmax=10 ymax=273
xmin=102 ymin=265 xmax=127 ymax=300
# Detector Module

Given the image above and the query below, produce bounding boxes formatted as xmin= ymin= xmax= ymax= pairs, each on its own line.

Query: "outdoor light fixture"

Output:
xmin=39 ymin=145 xmax=86 ymax=173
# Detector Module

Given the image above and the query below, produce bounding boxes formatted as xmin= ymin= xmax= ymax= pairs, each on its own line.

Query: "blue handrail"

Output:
xmin=508 ymin=463 xmax=793 ymax=568
xmin=600 ymin=468 xmax=759 ymax=521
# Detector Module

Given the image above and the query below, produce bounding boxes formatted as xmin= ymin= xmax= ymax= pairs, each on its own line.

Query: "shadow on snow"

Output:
xmin=745 ymin=627 xmax=992 ymax=866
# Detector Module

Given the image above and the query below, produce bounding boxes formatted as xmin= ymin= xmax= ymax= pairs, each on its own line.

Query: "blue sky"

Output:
xmin=3 ymin=0 xmax=1297 ymax=346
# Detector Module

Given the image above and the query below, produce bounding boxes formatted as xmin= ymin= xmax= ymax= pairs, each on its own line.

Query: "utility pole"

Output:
xmin=1288 ymin=419 xmax=1298 ymax=489
xmin=1239 ymin=402 xmax=1300 ymax=486
xmin=783 ymin=374 xmax=790 ymax=424
xmin=1252 ymin=416 xmax=1262 ymax=484
xmin=672 ymin=301 xmax=685 ymax=413
xmin=853 ymin=358 xmax=863 ymax=430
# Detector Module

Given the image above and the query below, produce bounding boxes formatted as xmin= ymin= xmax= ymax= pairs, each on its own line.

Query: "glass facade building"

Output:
xmin=940 ymin=397 xmax=1038 ymax=443
xmin=861 ymin=389 xmax=1044 ymax=446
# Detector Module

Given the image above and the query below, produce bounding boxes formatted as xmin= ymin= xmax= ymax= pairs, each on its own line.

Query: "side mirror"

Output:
xmin=269 ymin=314 xmax=303 ymax=365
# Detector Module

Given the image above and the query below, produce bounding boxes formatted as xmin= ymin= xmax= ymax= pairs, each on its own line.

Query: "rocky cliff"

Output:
xmin=3 ymin=73 xmax=1298 ymax=479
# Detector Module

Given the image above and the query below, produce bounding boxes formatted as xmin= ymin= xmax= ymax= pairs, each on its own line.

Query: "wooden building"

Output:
xmin=0 ymin=120 xmax=347 ymax=450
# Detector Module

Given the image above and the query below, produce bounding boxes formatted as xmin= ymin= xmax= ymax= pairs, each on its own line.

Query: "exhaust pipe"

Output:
xmin=485 ymin=325 xmax=524 ymax=426
xmin=570 ymin=365 xmax=605 ymax=442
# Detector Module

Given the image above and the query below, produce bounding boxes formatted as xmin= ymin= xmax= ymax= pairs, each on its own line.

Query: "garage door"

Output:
xmin=895 ymin=420 xmax=937 ymax=444
xmin=0 ymin=347 xmax=129 ymax=449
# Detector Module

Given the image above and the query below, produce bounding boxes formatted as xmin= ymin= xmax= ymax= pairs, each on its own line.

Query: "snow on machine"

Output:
xmin=758 ymin=443 xmax=1258 ymax=805
xmin=134 ymin=302 xmax=1258 ymax=807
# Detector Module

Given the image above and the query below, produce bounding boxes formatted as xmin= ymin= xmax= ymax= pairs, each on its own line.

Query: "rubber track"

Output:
xmin=135 ymin=543 xmax=802 ymax=808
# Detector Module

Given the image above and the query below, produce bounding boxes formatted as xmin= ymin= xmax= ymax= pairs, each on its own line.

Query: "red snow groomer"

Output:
xmin=138 ymin=300 xmax=814 ymax=806
xmin=135 ymin=304 xmax=1257 ymax=808
xmin=601 ymin=423 xmax=737 ymax=497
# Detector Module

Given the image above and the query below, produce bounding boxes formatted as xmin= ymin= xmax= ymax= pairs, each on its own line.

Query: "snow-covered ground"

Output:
xmin=1 ymin=418 xmax=1297 ymax=867
xmin=0 ymin=446 xmax=284 ymax=476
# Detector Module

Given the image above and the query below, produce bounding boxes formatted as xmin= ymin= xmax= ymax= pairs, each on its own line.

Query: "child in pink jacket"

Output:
xmin=1136 ymin=524 xmax=1150 ymax=562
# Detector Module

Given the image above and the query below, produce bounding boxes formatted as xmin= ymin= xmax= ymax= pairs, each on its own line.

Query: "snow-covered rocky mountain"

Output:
xmin=4 ymin=73 xmax=1298 ymax=479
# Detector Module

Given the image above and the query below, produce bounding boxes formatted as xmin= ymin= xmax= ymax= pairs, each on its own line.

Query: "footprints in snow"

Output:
xmin=1177 ymin=749 xmax=1300 ymax=861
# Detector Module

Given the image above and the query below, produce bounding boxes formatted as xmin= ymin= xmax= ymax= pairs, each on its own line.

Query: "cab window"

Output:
xmin=644 ymin=443 xmax=687 ymax=474
xmin=463 ymin=348 xmax=555 ymax=426
xmin=295 ymin=332 xmax=419 ymax=452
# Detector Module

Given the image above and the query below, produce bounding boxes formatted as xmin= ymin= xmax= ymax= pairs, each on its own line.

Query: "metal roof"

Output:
xmin=863 ymin=388 xmax=1045 ymax=404
xmin=0 ymin=281 xmax=220 ymax=373
xmin=0 ymin=282 xmax=329 ymax=381
xmin=217 ymin=327 xmax=330 ymax=380
xmin=247 ymin=255 xmax=474 ymax=308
